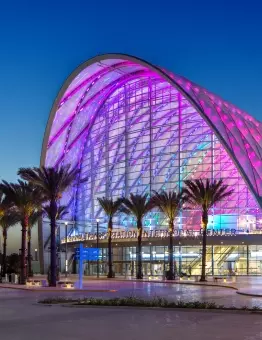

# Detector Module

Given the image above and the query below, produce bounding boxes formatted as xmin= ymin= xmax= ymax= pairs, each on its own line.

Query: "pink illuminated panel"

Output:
xmin=44 ymin=56 xmax=262 ymax=229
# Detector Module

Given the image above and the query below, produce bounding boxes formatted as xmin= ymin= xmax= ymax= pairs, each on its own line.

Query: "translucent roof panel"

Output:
xmin=42 ymin=54 xmax=262 ymax=225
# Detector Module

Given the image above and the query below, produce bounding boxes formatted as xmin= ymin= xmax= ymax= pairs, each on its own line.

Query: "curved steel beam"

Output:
xmin=41 ymin=53 xmax=262 ymax=211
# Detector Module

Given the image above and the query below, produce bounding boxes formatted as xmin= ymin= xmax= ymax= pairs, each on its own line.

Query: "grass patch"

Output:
xmin=38 ymin=296 xmax=261 ymax=311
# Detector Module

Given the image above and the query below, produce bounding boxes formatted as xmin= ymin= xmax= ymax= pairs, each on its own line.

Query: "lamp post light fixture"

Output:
xmin=34 ymin=249 xmax=38 ymax=261
xmin=65 ymin=221 xmax=68 ymax=279
xmin=96 ymin=218 xmax=100 ymax=278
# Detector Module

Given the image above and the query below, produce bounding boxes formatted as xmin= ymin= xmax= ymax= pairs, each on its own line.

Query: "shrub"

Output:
xmin=38 ymin=296 xmax=261 ymax=312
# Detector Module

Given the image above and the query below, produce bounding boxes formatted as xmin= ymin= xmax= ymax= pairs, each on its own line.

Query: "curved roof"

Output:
xmin=41 ymin=53 xmax=262 ymax=208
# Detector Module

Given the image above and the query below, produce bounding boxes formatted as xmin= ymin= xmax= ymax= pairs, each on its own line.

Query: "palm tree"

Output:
xmin=27 ymin=210 xmax=43 ymax=277
xmin=42 ymin=204 xmax=69 ymax=252
xmin=122 ymin=193 xmax=154 ymax=279
xmin=184 ymin=179 xmax=233 ymax=281
xmin=97 ymin=197 xmax=124 ymax=278
xmin=42 ymin=205 xmax=69 ymax=251
xmin=43 ymin=204 xmax=69 ymax=280
xmin=42 ymin=205 xmax=69 ymax=222
xmin=0 ymin=181 xmax=42 ymax=284
xmin=151 ymin=190 xmax=186 ymax=280
xmin=18 ymin=166 xmax=78 ymax=287
xmin=0 ymin=191 xmax=6 ymax=220
xmin=0 ymin=210 xmax=20 ymax=278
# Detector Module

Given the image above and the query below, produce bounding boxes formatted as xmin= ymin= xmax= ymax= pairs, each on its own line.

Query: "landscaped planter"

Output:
xmin=57 ymin=281 xmax=75 ymax=289
xmin=38 ymin=296 xmax=262 ymax=313
xmin=26 ymin=280 xmax=42 ymax=287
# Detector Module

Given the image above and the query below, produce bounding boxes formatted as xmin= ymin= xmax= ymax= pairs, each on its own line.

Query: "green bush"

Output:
xmin=40 ymin=297 xmax=78 ymax=304
xmin=38 ymin=296 xmax=261 ymax=312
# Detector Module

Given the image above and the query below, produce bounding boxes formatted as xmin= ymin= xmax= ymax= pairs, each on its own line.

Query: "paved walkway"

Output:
xmin=3 ymin=275 xmax=262 ymax=298
xmin=1 ymin=280 xmax=262 ymax=339
xmin=1 ymin=278 xmax=262 ymax=308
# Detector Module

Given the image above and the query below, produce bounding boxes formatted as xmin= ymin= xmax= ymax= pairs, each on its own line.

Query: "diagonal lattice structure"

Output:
xmin=41 ymin=54 xmax=262 ymax=233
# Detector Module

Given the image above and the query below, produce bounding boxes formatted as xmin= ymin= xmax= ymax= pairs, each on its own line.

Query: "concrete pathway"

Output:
xmin=3 ymin=275 xmax=262 ymax=300
xmin=1 ymin=281 xmax=262 ymax=339
xmin=1 ymin=279 xmax=262 ymax=308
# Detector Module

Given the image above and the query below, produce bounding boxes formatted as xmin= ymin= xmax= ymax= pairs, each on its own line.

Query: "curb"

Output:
xmin=0 ymin=285 xmax=117 ymax=293
xmin=159 ymin=280 xmax=238 ymax=290
xmin=236 ymin=291 xmax=262 ymax=298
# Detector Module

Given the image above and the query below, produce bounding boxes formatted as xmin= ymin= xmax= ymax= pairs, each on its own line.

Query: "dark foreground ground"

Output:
xmin=1 ymin=281 xmax=262 ymax=340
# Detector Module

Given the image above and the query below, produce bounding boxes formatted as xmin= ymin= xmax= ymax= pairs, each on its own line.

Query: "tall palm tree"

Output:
xmin=0 ymin=210 xmax=20 ymax=277
xmin=43 ymin=204 xmax=69 ymax=279
xmin=0 ymin=181 xmax=42 ymax=284
xmin=0 ymin=191 xmax=10 ymax=277
xmin=184 ymin=179 xmax=233 ymax=281
xmin=18 ymin=166 xmax=78 ymax=287
xmin=42 ymin=204 xmax=69 ymax=251
xmin=27 ymin=210 xmax=43 ymax=277
xmin=97 ymin=197 xmax=125 ymax=278
xmin=151 ymin=190 xmax=186 ymax=280
xmin=122 ymin=193 xmax=154 ymax=279
xmin=42 ymin=205 xmax=69 ymax=222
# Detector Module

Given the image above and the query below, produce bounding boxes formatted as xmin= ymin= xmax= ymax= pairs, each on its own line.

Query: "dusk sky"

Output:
xmin=1 ymin=0 xmax=262 ymax=252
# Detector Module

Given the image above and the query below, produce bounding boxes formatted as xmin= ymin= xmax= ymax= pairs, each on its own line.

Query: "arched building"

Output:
xmin=40 ymin=54 xmax=262 ymax=277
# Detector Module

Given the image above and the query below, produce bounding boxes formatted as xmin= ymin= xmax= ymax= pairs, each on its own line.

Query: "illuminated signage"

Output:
xmin=61 ymin=228 xmax=237 ymax=244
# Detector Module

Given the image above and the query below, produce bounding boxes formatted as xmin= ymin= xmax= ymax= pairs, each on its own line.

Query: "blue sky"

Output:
xmin=1 ymin=0 xmax=262 ymax=253
xmin=0 ymin=0 xmax=262 ymax=183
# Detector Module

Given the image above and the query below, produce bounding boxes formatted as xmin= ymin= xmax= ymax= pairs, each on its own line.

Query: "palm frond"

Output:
xmin=18 ymin=165 xmax=79 ymax=201
xmin=151 ymin=190 xmax=186 ymax=221
xmin=43 ymin=204 xmax=69 ymax=220
xmin=0 ymin=180 xmax=44 ymax=216
xmin=28 ymin=210 xmax=43 ymax=228
xmin=122 ymin=193 xmax=154 ymax=221
xmin=97 ymin=197 xmax=124 ymax=218
xmin=0 ymin=190 xmax=10 ymax=217
xmin=183 ymin=179 xmax=233 ymax=211
xmin=0 ymin=209 xmax=20 ymax=230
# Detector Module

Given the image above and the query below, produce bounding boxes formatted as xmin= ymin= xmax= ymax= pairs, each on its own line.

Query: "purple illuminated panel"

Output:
xmin=43 ymin=54 xmax=262 ymax=232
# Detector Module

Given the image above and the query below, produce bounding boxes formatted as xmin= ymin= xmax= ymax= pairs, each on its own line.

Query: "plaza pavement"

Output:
xmin=1 ymin=277 xmax=262 ymax=308
xmin=2 ymin=274 xmax=262 ymax=298
xmin=1 ymin=286 xmax=262 ymax=340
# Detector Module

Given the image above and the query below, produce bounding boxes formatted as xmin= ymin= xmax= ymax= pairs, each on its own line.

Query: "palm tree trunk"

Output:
xmin=107 ymin=218 xmax=113 ymax=278
xmin=136 ymin=220 xmax=143 ymax=279
xmin=27 ymin=228 xmax=33 ymax=277
xmin=20 ymin=219 xmax=28 ymax=284
xmin=2 ymin=229 xmax=7 ymax=277
xmin=49 ymin=199 xmax=58 ymax=287
xmin=167 ymin=220 xmax=175 ymax=280
xmin=200 ymin=210 xmax=208 ymax=282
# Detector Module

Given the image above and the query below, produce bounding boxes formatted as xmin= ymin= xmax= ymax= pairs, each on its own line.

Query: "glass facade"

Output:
xmin=40 ymin=54 xmax=262 ymax=274
xmin=76 ymin=244 xmax=262 ymax=277
xmin=75 ymin=77 xmax=260 ymax=233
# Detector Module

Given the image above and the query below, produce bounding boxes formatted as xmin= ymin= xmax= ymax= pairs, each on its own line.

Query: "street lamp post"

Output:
xmin=65 ymin=221 xmax=68 ymax=280
xmin=34 ymin=249 xmax=38 ymax=261
xmin=96 ymin=219 xmax=100 ymax=278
